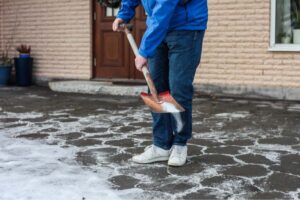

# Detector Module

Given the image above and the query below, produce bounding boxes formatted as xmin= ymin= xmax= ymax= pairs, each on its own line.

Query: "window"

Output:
xmin=106 ymin=7 xmax=119 ymax=17
xmin=270 ymin=0 xmax=300 ymax=51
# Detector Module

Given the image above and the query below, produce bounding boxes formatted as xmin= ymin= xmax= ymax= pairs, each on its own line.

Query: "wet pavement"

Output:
xmin=0 ymin=86 xmax=300 ymax=199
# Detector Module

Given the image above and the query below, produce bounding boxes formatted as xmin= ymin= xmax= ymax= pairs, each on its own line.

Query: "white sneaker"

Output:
xmin=168 ymin=145 xmax=187 ymax=166
xmin=132 ymin=145 xmax=170 ymax=164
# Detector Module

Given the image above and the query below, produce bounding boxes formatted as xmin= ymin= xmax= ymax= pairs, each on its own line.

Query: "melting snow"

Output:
xmin=1 ymin=90 xmax=300 ymax=199
xmin=288 ymin=104 xmax=300 ymax=112
xmin=0 ymin=111 xmax=43 ymax=119
xmin=0 ymin=132 xmax=124 ymax=200
xmin=214 ymin=111 xmax=250 ymax=119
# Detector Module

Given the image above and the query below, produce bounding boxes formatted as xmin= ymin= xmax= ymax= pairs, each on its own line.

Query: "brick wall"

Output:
xmin=0 ymin=0 xmax=3 ymax=53
xmin=1 ymin=0 xmax=300 ymax=99
xmin=0 ymin=0 xmax=92 ymax=80
xmin=0 ymin=0 xmax=1 ymax=49
xmin=196 ymin=0 xmax=300 ymax=90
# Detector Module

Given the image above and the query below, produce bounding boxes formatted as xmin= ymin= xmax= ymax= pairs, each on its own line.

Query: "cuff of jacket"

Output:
xmin=116 ymin=14 xmax=131 ymax=23
xmin=138 ymin=49 xmax=148 ymax=59
xmin=139 ymin=49 xmax=154 ymax=59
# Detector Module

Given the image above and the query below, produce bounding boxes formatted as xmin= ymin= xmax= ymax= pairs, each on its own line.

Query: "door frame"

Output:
xmin=92 ymin=0 xmax=146 ymax=80
xmin=92 ymin=0 xmax=132 ymax=80
xmin=92 ymin=0 xmax=97 ymax=79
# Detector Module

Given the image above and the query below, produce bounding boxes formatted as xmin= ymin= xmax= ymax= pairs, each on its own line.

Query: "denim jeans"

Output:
xmin=148 ymin=30 xmax=205 ymax=150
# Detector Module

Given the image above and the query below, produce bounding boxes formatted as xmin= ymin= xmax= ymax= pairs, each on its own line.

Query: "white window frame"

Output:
xmin=269 ymin=0 xmax=300 ymax=51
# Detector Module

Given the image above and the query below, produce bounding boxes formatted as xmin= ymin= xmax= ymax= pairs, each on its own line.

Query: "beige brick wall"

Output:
xmin=0 ymin=0 xmax=92 ymax=80
xmin=1 ymin=0 xmax=300 ymax=96
xmin=0 ymin=0 xmax=1 ymax=48
xmin=196 ymin=0 xmax=300 ymax=88
xmin=0 ymin=0 xmax=3 ymax=53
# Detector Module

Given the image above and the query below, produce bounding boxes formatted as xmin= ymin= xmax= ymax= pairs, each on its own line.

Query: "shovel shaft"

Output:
xmin=141 ymin=67 xmax=160 ymax=103
xmin=124 ymin=27 xmax=160 ymax=103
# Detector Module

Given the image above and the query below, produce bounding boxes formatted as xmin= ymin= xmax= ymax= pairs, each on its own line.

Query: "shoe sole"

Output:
xmin=168 ymin=160 xmax=186 ymax=167
xmin=132 ymin=156 xmax=169 ymax=164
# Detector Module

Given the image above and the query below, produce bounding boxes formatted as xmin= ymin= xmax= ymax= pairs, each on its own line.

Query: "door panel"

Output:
xmin=131 ymin=7 xmax=147 ymax=80
xmin=102 ymin=31 xmax=123 ymax=66
xmin=93 ymin=1 xmax=146 ymax=79
xmin=94 ymin=3 xmax=130 ymax=78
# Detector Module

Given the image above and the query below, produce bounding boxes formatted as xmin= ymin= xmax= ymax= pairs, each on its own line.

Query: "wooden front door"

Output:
xmin=93 ymin=1 xmax=146 ymax=79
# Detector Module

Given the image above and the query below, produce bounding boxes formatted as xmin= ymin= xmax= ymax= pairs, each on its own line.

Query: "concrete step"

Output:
xmin=49 ymin=80 xmax=148 ymax=96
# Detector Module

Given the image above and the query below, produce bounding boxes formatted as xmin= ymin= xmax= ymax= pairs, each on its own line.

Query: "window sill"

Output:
xmin=269 ymin=44 xmax=300 ymax=52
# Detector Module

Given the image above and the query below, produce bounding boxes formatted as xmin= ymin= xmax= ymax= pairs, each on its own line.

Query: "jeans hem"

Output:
xmin=153 ymin=141 xmax=172 ymax=150
xmin=172 ymin=142 xmax=187 ymax=146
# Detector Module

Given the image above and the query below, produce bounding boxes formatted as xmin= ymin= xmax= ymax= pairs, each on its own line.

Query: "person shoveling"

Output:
xmin=112 ymin=0 xmax=208 ymax=166
xmin=120 ymin=24 xmax=185 ymax=113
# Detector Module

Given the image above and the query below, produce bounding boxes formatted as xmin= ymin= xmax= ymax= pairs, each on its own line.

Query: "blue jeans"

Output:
xmin=148 ymin=30 xmax=205 ymax=150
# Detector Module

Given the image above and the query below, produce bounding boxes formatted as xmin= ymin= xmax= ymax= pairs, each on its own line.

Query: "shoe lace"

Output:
xmin=143 ymin=145 xmax=156 ymax=156
xmin=144 ymin=145 xmax=153 ymax=151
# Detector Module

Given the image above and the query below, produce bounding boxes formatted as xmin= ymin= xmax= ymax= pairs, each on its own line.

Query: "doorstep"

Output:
xmin=49 ymin=80 xmax=148 ymax=96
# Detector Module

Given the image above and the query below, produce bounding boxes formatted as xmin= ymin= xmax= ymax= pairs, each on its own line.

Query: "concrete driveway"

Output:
xmin=0 ymin=86 xmax=300 ymax=200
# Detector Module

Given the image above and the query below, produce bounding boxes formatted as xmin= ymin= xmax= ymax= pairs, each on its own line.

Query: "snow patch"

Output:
xmin=214 ymin=111 xmax=250 ymax=119
xmin=262 ymin=151 xmax=281 ymax=163
xmin=0 ymin=131 xmax=122 ymax=200
xmin=0 ymin=111 xmax=43 ymax=119
xmin=27 ymin=94 xmax=48 ymax=99
xmin=161 ymin=102 xmax=181 ymax=113
xmin=288 ymin=104 xmax=300 ymax=112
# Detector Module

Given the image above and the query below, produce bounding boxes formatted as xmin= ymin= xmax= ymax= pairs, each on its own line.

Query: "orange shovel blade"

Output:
xmin=140 ymin=91 xmax=185 ymax=113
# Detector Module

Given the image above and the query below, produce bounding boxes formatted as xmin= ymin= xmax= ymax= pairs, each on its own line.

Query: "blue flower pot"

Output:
xmin=0 ymin=65 xmax=12 ymax=86
xmin=19 ymin=54 xmax=30 ymax=58
xmin=14 ymin=57 xmax=33 ymax=86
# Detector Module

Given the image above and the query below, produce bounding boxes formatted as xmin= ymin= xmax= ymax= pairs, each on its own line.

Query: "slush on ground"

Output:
xmin=0 ymin=86 xmax=300 ymax=200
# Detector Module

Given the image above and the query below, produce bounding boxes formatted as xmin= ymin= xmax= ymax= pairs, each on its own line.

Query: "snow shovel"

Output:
xmin=120 ymin=24 xmax=185 ymax=113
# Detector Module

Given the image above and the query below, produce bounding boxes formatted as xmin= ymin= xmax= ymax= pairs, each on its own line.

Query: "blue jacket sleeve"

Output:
xmin=117 ymin=0 xmax=141 ymax=22
xmin=139 ymin=0 xmax=180 ymax=58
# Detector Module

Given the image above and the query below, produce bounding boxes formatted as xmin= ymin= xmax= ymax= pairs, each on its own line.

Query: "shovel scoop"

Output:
xmin=140 ymin=92 xmax=185 ymax=113
xmin=121 ymin=24 xmax=185 ymax=113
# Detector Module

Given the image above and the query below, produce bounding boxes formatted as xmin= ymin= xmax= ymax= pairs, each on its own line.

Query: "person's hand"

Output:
xmin=135 ymin=55 xmax=147 ymax=72
xmin=112 ymin=18 xmax=125 ymax=32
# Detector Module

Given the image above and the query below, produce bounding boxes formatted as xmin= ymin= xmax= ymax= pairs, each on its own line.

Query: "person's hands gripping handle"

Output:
xmin=115 ymin=23 xmax=159 ymax=103
xmin=112 ymin=18 xmax=125 ymax=32
xmin=113 ymin=22 xmax=147 ymax=72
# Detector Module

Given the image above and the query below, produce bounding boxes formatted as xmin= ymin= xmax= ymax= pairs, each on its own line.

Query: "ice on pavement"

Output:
xmin=0 ymin=130 xmax=138 ymax=200
xmin=1 ymin=87 xmax=300 ymax=200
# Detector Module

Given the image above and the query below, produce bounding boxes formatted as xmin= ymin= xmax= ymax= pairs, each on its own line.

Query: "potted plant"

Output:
xmin=16 ymin=44 xmax=31 ymax=58
xmin=0 ymin=51 xmax=13 ymax=86
xmin=14 ymin=44 xmax=33 ymax=86
xmin=292 ymin=1 xmax=300 ymax=44
xmin=278 ymin=32 xmax=292 ymax=44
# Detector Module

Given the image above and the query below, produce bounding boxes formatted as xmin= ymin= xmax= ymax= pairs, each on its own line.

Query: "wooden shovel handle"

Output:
xmin=123 ymin=25 xmax=160 ymax=102
xmin=141 ymin=67 xmax=160 ymax=103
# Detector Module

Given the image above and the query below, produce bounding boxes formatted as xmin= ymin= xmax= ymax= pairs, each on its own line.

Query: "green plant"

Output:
xmin=0 ymin=55 xmax=12 ymax=66
xmin=0 ymin=1 xmax=19 ymax=66
xmin=278 ymin=32 xmax=291 ymax=37
xmin=292 ymin=1 xmax=300 ymax=29
xmin=0 ymin=46 xmax=12 ymax=66
xmin=278 ymin=32 xmax=292 ymax=38
xmin=16 ymin=44 xmax=31 ymax=54
xmin=0 ymin=54 xmax=12 ymax=66
xmin=0 ymin=31 xmax=14 ymax=66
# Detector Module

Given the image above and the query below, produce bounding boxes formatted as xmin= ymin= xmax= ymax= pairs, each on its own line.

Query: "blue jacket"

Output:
xmin=117 ymin=0 xmax=208 ymax=58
